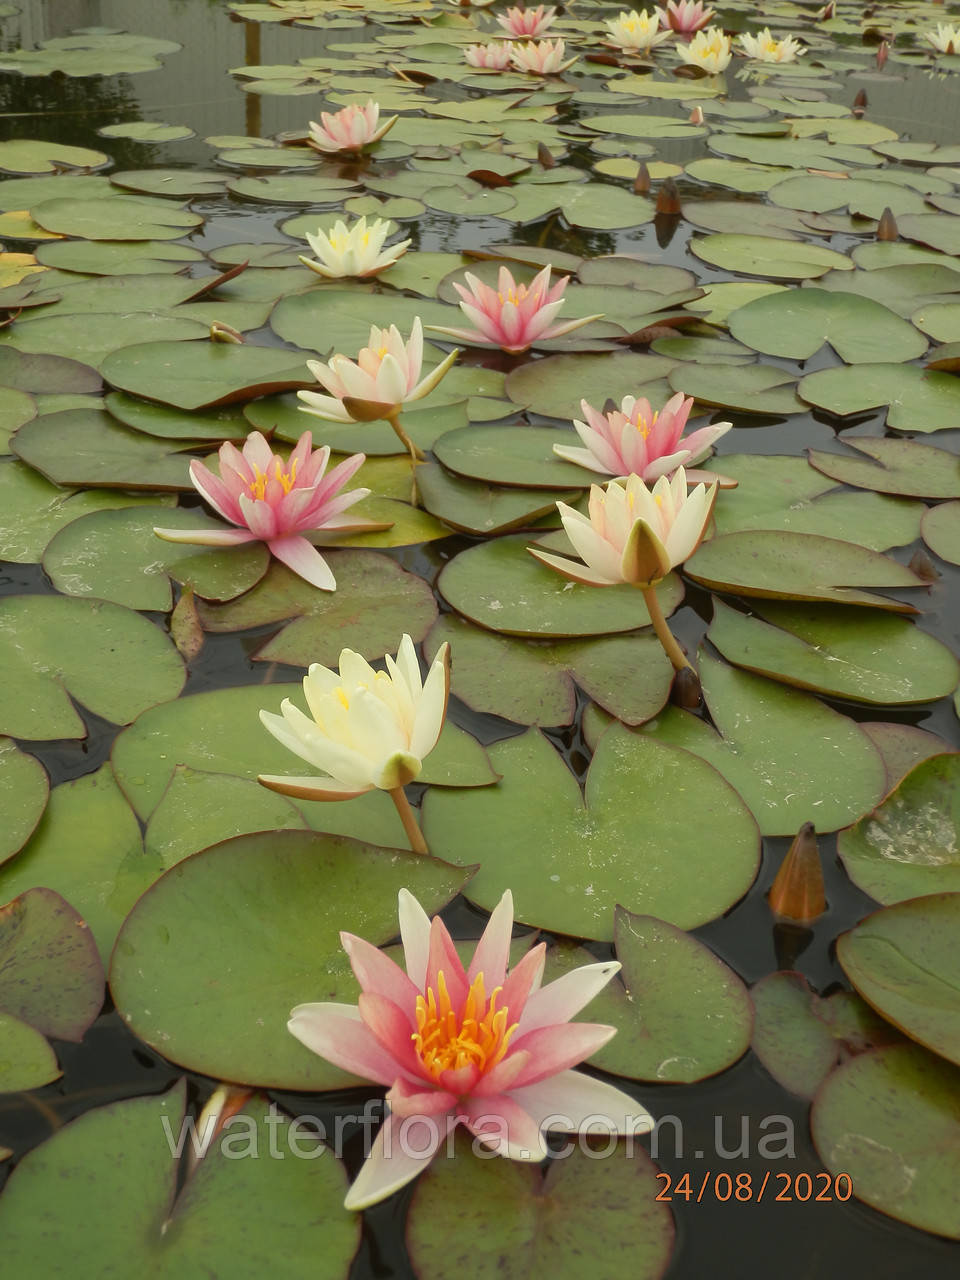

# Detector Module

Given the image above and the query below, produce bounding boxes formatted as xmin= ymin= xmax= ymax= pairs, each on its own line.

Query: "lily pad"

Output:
xmin=35 ymin=238 xmax=204 ymax=275
xmin=0 ymin=140 xmax=109 ymax=174
xmin=838 ymin=756 xmax=960 ymax=905
xmin=0 ymin=1013 xmax=59 ymax=1091
xmin=271 ymin=288 xmax=454 ymax=357
xmin=433 ymin=425 xmax=595 ymax=489
xmin=98 ymin=121 xmax=194 ymax=142
xmin=640 ymin=650 xmax=886 ymax=836
xmin=251 ymin=395 xmax=470 ymax=454
xmin=667 ymin=363 xmax=804 ymax=415
xmin=196 ymin=555 xmax=437 ymax=665
xmin=0 ymin=1088 xmax=361 ymax=1276
xmin=406 ymin=1134 xmax=674 ymax=1280
xmin=423 ymin=725 xmax=760 ymax=939
xmin=505 ymin=352 xmax=676 ymax=420
xmin=707 ymin=600 xmax=958 ymax=705
xmin=0 ymin=595 xmax=185 ymax=739
xmin=689 ymin=234 xmax=853 ymax=280
xmin=101 ymin=341 xmax=315 ymax=410
xmin=30 ymin=196 xmax=202 ymax=242
xmin=416 ymin=462 xmax=577 ymax=536
xmin=728 ymin=289 xmax=927 ymax=363
xmin=424 ymin=615 xmax=672 ymax=727
xmin=767 ymin=175 xmax=928 ymax=218
xmin=798 ymin=363 xmax=960 ymax=431
xmin=922 ymin=501 xmax=960 ymax=564
xmin=807 ymin=437 xmax=960 ymax=499
xmin=0 ymin=310 xmax=209 ymax=367
xmin=812 ymin=1042 xmax=960 ymax=1240
xmin=838 ymin=894 xmax=960 ymax=1067
xmin=110 ymin=830 xmax=472 ymax=1088
xmin=686 ymin=530 xmax=923 ymax=611
xmin=438 ymin=534 xmax=683 ymax=637
xmin=861 ymin=723 xmax=955 ymax=794
xmin=0 ymin=740 xmax=48 ymax=868
xmin=12 ymin=409 xmax=199 ymax=489
xmin=43 ymin=507 xmax=270 ymax=610
xmin=110 ymin=169 xmax=229 ymax=198
xmin=104 ymin=392 xmax=250 ymax=442
xmin=0 ymin=887 xmax=103 ymax=1041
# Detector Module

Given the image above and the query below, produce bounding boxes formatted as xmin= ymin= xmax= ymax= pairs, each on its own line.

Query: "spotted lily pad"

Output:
xmin=423 ymin=725 xmax=760 ymax=939
xmin=807 ymin=437 xmax=960 ymax=499
xmin=0 ymin=595 xmax=185 ymax=739
xmin=0 ymin=740 xmax=48 ymax=868
xmin=0 ymin=1013 xmax=59 ymax=1091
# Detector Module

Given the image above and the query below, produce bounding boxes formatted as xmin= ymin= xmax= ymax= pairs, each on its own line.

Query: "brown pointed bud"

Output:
xmin=815 ymin=1 xmax=835 ymax=18
xmin=537 ymin=141 xmax=555 ymax=169
xmin=655 ymin=178 xmax=681 ymax=216
xmin=876 ymin=207 xmax=898 ymax=241
xmin=769 ymin=822 xmax=826 ymax=924
xmin=852 ymin=89 xmax=867 ymax=116
xmin=909 ymin=547 xmax=940 ymax=581
xmin=210 ymin=321 xmax=244 ymax=344
xmin=689 ymin=105 xmax=705 ymax=125
xmin=633 ymin=161 xmax=651 ymax=195
xmin=671 ymin=665 xmax=701 ymax=709
xmin=185 ymin=1085 xmax=255 ymax=1175
xmin=876 ymin=40 xmax=889 ymax=69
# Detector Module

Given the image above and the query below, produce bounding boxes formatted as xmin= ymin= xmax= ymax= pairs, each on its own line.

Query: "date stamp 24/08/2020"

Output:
xmin=655 ymin=1171 xmax=853 ymax=1204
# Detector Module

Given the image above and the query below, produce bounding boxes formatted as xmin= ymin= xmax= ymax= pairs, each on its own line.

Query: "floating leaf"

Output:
xmin=807 ymin=437 xmax=960 ymax=498
xmin=110 ymin=169 xmax=228 ymax=197
xmin=36 ymin=238 xmax=203 ymax=275
xmin=196 ymin=555 xmax=437 ymax=665
xmin=667 ymin=363 xmax=804 ymax=415
xmin=98 ymin=121 xmax=194 ymax=142
xmin=861 ymin=723 xmax=955 ymax=795
xmin=406 ymin=1134 xmax=674 ymax=1280
xmin=640 ymin=650 xmax=886 ymax=836
xmin=0 ymin=140 xmax=109 ymax=174
xmin=423 ymin=726 xmax=759 ymax=939
xmin=838 ymin=756 xmax=960 ymax=905
xmin=728 ymin=289 xmax=926 ymax=363
xmin=0 ymin=740 xmax=48 ymax=868
xmin=798 ymin=363 xmax=960 ymax=431
xmin=110 ymin=831 xmax=472 ymax=1088
xmin=0 ymin=310 xmax=209 ymax=367
xmin=922 ymin=501 xmax=960 ymax=564
xmin=0 ymin=1013 xmax=59 ymax=1091
xmin=438 ymin=534 xmax=683 ymax=637
xmin=0 ymin=1088 xmax=361 ymax=1275
xmin=101 ymin=342 xmax=315 ymax=410
xmin=505 ymin=352 xmax=676 ymax=420
xmin=104 ymin=392 xmax=250 ymax=441
xmin=12 ymin=409 xmax=198 ymax=489
xmin=433 ymin=425 xmax=594 ymax=489
xmin=30 ymin=196 xmax=202 ymax=242
xmin=812 ymin=1042 xmax=960 ymax=1240
xmin=0 ymin=595 xmax=185 ymax=739
xmin=689 ymin=234 xmax=853 ymax=280
xmin=416 ymin=462 xmax=577 ymax=536
xmin=708 ymin=600 xmax=958 ymax=705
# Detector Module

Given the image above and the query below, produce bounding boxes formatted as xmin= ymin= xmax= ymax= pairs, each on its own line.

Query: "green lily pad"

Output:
xmin=0 ymin=740 xmax=48 ymax=868
xmin=0 ymin=595 xmax=185 ymax=739
xmin=0 ymin=346 xmax=101 ymax=394
xmin=424 ymin=614 xmax=672 ymax=727
xmin=812 ymin=1042 xmax=960 ymax=1240
xmin=423 ymin=725 xmax=760 ymax=939
xmin=707 ymin=600 xmax=958 ymax=704
xmin=686 ymin=530 xmax=923 ymax=611
xmin=682 ymin=200 xmax=812 ymax=240
xmin=861 ymin=723 xmax=955 ymax=794
xmin=104 ymin=392 xmax=250 ymax=441
xmin=505 ymin=352 xmax=676 ymax=420
xmin=433 ymin=425 xmax=595 ymax=489
xmin=813 ymin=263 xmax=960 ymax=319
xmin=690 ymin=234 xmax=854 ymax=280
xmin=667 ymin=363 xmax=804 ymax=415
xmin=416 ymin=463 xmax=577 ymax=536
xmin=30 ymin=196 xmax=202 ymax=242
xmin=0 ymin=887 xmax=103 ymax=1041
xmin=12 ymin=409 xmax=199 ymax=490
xmin=35 ymin=238 xmax=204 ymax=275
xmin=0 ymin=311 xmax=209 ymax=368
xmin=271 ymin=288 xmax=454 ymax=357
xmin=728 ymin=289 xmax=927 ymax=363
xmin=0 ymin=766 xmax=155 ymax=964
xmin=101 ymin=341 xmax=315 ymax=410
xmin=0 ymin=387 xmax=35 ymax=451
xmin=0 ymin=140 xmax=109 ymax=174
xmin=0 ymin=1088 xmax=361 ymax=1276
xmin=438 ymin=534 xmax=683 ymax=637
xmin=683 ymin=281 xmax=788 ymax=327
xmin=767 ymin=175 xmax=928 ymax=218
xmin=110 ymin=830 xmax=472 ymax=1088
xmin=838 ymin=894 xmax=960 ymax=1067
xmin=686 ymin=157 xmax=791 ymax=193
xmin=227 ymin=174 xmax=358 ymax=204
xmin=838 ymin=756 xmax=960 ymax=905
xmin=0 ymin=174 xmax=117 ymax=210
xmin=0 ymin=1013 xmax=59 ymax=1091
xmin=583 ymin=112 xmax=705 ymax=141
xmin=798 ymin=363 xmax=960 ymax=431
xmin=98 ymin=121 xmax=194 ymax=142
xmin=707 ymin=134 xmax=874 ymax=172
xmin=912 ymin=302 xmax=960 ymax=343
xmin=922 ymin=501 xmax=960 ymax=563
xmin=640 ymin=650 xmax=886 ymax=836
xmin=897 ymin=213 xmax=960 ymax=257
xmin=807 ymin=437 xmax=960 ymax=498
xmin=196 ymin=554 xmax=437 ymax=665
xmin=110 ymin=169 xmax=229 ymax=197
xmin=43 ymin=507 xmax=270 ymax=610
xmin=406 ymin=1134 xmax=674 ymax=1280
xmin=711 ymin=454 xmax=923 ymax=550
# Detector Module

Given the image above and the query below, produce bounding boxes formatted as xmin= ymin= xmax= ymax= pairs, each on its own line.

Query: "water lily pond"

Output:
xmin=2 ymin=0 xmax=960 ymax=1274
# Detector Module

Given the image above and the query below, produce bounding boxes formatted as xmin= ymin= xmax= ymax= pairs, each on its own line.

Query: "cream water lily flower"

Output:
xmin=289 ymin=888 xmax=654 ymax=1210
xmin=259 ymin=635 xmax=449 ymax=852
xmin=677 ymin=25 xmax=732 ymax=72
xmin=606 ymin=9 xmax=671 ymax=52
xmin=307 ymin=101 xmax=397 ymax=154
xmin=509 ymin=37 xmax=576 ymax=74
xmin=926 ymin=23 xmax=960 ymax=54
xmin=299 ymin=217 xmax=410 ymax=279
xmin=464 ymin=41 xmax=514 ymax=68
xmin=738 ymin=27 xmax=806 ymax=63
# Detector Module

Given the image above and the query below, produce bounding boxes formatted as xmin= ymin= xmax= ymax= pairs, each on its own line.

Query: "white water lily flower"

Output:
xmin=259 ymin=635 xmax=450 ymax=800
xmin=738 ymin=27 xmax=806 ymax=63
xmin=299 ymin=217 xmax=411 ymax=280
xmin=606 ymin=9 xmax=672 ymax=52
xmin=676 ymin=25 xmax=732 ymax=73
xmin=925 ymin=23 xmax=960 ymax=54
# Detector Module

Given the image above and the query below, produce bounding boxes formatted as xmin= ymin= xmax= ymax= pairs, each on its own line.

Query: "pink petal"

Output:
xmin=499 ymin=942 xmax=546 ymax=1024
xmin=238 ymin=494 xmax=277 ymax=539
xmin=507 ymin=1069 xmax=654 ymax=1134
xmin=463 ymin=1094 xmax=547 ymax=1161
xmin=343 ymin=1111 xmax=456 ymax=1212
xmin=190 ymin=460 xmax=242 ymax=525
xmin=466 ymin=889 xmax=514 ymax=989
xmin=267 ymin=535 xmax=336 ymax=590
xmin=287 ymin=1002 xmax=406 ymax=1085
xmin=387 ymin=1077 xmax=457 ymax=1118
xmin=358 ymin=992 xmax=429 ymax=1081
xmin=425 ymin=916 xmax=468 ymax=1008
xmin=518 ymin=960 xmax=621 ymax=1036
xmin=341 ymin=932 xmax=420 ymax=1018
xmin=436 ymin=1062 xmax=481 ymax=1095
xmin=470 ymin=1049 xmax=532 ymax=1097
xmin=509 ymin=1022 xmax=617 ymax=1088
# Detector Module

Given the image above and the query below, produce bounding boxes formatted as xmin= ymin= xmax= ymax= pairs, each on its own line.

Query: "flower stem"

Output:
xmin=642 ymin=584 xmax=693 ymax=674
xmin=390 ymin=786 xmax=430 ymax=855
xmin=385 ymin=411 xmax=424 ymax=506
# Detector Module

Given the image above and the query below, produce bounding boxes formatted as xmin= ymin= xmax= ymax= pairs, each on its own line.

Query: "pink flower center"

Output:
xmin=497 ymin=283 xmax=535 ymax=308
xmin=248 ymin=458 xmax=299 ymax=501
xmin=628 ymin=407 xmax=658 ymax=440
xmin=412 ymin=970 xmax=518 ymax=1079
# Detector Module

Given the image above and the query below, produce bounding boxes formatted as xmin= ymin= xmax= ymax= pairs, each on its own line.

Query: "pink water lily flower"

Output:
xmin=289 ymin=888 xmax=653 ymax=1210
xmin=464 ymin=41 xmax=514 ymax=69
xmin=656 ymin=0 xmax=714 ymax=32
xmin=427 ymin=265 xmax=601 ymax=354
xmin=554 ymin=392 xmax=732 ymax=480
xmin=509 ymin=36 xmax=576 ymax=74
xmin=497 ymin=4 xmax=556 ymax=37
xmin=307 ymin=100 xmax=397 ymax=154
xmin=154 ymin=432 xmax=374 ymax=592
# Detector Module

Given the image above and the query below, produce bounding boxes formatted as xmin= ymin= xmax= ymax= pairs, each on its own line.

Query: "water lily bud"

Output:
xmin=655 ymin=178 xmax=681 ymax=216
xmin=634 ymin=161 xmax=651 ymax=194
xmin=671 ymin=665 xmax=701 ymax=708
xmin=210 ymin=321 xmax=243 ymax=343
xmin=876 ymin=39 xmax=889 ymax=68
xmin=689 ymin=105 xmax=705 ymax=125
xmin=537 ymin=141 xmax=556 ymax=169
xmin=876 ymin=207 xmax=899 ymax=241
xmin=852 ymin=88 xmax=867 ymax=116
xmin=909 ymin=547 xmax=940 ymax=581
xmin=768 ymin=821 xmax=826 ymax=923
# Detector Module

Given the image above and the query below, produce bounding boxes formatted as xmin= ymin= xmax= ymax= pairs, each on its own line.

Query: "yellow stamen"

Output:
xmin=411 ymin=970 xmax=518 ymax=1080
xmin=247 ymin=456 xmax=298 ymax=501
xmin=496 ymin=284 xmax=531 ymax=307
xmin=335 ymin=686 xmax=350 ymax=710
